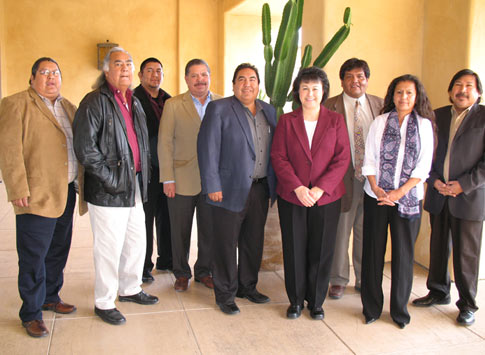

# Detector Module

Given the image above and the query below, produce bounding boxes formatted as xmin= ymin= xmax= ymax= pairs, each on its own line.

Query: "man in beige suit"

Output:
xmin=159 ymin=59 xmax=221 ymax=291
xmin=0 ymin=57 xmax=85 ymax=337
xmin=324 ymin=58 xmax=383 ymax=299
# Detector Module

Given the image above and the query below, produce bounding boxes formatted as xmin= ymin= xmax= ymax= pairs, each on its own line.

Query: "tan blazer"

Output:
xmin=0 ymin=88 xmax=87 ymax=217
xmin=158 ymin=91 xmax=221 ymax=196
xmin=324 ymin=93 xmax=383 ymax=212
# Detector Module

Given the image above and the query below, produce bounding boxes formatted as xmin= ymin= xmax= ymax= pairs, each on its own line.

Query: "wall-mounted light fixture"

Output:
xmin=97 ymin=40 xmax=118 ymax=70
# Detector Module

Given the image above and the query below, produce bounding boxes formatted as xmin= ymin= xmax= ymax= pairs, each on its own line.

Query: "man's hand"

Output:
xmin=434 ymin=179 xmax=450 ymax=196
xmin=12 ymin=197 xmax=29 ymax=207
xmin=163 ymin=183 xmax=176 ymax=198
xmin=208 ymin=191 xmax=223 ymax=202
xmin=447 ymin=180 xmax=463 ymax=197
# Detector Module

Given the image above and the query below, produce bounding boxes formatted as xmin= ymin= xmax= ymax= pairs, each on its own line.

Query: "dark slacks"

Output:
xmin=167 ymin=193 xmax=212 ymax=279
xmin=426 ymin=199 xmax=482 ymax=312
xmin=211 ymin=181 xmax=269 ymax=305
xmin=143 ymin=166 xmax=172 ymax=271
xmin=361 ymin=193 xmax=421 ymax=324
xmin=16 ymin=183 xmax=76 ymax=322
xmin=278 ymin=196 xmax=340 ymax=310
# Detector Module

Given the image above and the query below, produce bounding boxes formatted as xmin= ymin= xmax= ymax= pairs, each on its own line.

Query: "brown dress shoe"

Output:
xmin=22 ymin=319 xmax=49 ymax=338
xmin=195 ymin=275 xmax=214 ymax=289
xmin=329 ymin=285 xmax=345 ymax=299
xmin=174 ymin=277 xmax=189 ymax=292
xmin=42 ymin=300 xmax=77 ymax=314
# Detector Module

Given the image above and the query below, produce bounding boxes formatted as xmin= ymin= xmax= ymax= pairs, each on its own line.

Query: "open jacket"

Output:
xmin=73 ymin=82 xmax=150 ymax=207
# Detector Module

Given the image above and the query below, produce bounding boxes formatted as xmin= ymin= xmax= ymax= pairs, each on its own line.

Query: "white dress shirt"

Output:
xmin=343 ymin=92 xmax=374 ymax=165
xmin=362 ymin=112 xmax=434 ymax=201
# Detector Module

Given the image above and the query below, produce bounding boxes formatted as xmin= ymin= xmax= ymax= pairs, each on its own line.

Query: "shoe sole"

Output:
xmin=41 ymin=306 xmax=77 ymax=314
xmin=236 ymin=295 xmax=270 ymax=304
xmin=412 ymin=299 xmax=451 ymax=307
xmin=118 ymin=297 xmax=159 ymax=305
xmin=329 ymin=294 xmax=343 ymax=300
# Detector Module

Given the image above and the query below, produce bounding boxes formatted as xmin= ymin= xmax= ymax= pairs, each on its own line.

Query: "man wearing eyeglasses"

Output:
xmin=0 ymin=57 xmax=84 ymax=338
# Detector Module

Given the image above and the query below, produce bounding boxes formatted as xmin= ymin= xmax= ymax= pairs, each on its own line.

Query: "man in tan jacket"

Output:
xmin=159 ymin=59 xmax=221 ymax=291
xmin=0 ymin=57 xmax=83 ymax=338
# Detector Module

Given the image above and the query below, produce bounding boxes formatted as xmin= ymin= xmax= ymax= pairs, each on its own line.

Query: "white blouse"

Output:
xmin=362 ymin=112 xmax=434 ymax=201
xmin=304 ymin=119 xmax=318 ymax=148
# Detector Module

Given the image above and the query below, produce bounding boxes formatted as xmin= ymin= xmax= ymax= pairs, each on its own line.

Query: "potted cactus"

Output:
xmin=262 ymin=0 xmax=352 ymax=118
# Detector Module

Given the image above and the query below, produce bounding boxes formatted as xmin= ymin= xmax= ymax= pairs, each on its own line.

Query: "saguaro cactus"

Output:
xmin=262 ymin=1 xmax=351 ymax=118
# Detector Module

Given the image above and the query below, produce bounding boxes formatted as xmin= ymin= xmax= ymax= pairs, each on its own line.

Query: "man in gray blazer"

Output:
xmin=324 ymin=58 xmax=383 ymax=299
xmin=413 ymin=69 xmax=485 ymax=326
xmin=197 ymin=63 xmax=277 ymax=315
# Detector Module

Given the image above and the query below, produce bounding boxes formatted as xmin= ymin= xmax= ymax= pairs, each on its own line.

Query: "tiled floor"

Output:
xmin=1 ymin=181 xmax=484 ymax=354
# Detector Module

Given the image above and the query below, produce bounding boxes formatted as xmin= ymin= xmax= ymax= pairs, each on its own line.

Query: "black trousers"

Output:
xmin=426 ymin=199 xmax=482 ymax=312
xmin=16 ymin=183 xmax=76 ymax=322
xmin=278 ymin=196 xmax=340 ymax=310
xmin=211 ymin=181 xmax=269 ymax=305
xmin=143 ymin=167 xmax=172 ymax=271
xmin=167 ymin=193 xmax=212 ymax=279
xmin=361 ymin=194 xmax=421 ymax=324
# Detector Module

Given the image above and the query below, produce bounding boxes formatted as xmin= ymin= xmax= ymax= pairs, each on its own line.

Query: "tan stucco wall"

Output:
xmin=303 ymin=0 xmax=425 ymax=100
xmin=0 ymin=0 xmax=221 ymax=105
xmin=0 ymin=0 xmax=5 ymax=97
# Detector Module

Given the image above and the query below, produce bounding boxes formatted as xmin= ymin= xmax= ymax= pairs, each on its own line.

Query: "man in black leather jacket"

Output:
xmin=73 ymin=47 xmax=159 ymax=326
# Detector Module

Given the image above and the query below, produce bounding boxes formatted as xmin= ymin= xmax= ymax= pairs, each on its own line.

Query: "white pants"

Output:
xmin=88 ymin=182 xmax=146 ymax=310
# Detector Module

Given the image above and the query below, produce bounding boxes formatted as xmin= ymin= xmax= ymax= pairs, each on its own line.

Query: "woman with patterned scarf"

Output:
xmin=360 ymin=74 xmax=435 ymax=329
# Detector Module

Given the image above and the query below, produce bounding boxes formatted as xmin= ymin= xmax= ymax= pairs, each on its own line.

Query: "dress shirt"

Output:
xmin=362 ymin=112 xmax=434 ymax=201
xmin=39 ymin=94 xmax=78 ymax=183
xmin=443 ymin=106 xmax=471 ymax=182
xmin=343 ymin=92 xmax=373 ymax=165
xmin=107 ymin=83 xmax=141 ymax=172
xmin=242 ymin=101 xmax=270 ymax=179
xmin=191 ymin=92 xmax=213 ymax=119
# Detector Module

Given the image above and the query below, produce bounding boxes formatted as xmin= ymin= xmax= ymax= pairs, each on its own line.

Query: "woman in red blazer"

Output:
xmin=271 ymin=67 xmax=350 ymax=320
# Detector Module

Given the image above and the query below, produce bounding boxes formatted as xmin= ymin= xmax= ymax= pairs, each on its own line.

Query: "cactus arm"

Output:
xmin=262 ymin=3 xmax=271 ymax=45
xmin=274 ymin=1 xmax=292 ymax=60
xmin=301 ymin=44 xmax=312 ymax=68
xmin=312 ymin=24 xmax=350 ymax=68
xmin=278 ymin=0 xmax=298 ymax=61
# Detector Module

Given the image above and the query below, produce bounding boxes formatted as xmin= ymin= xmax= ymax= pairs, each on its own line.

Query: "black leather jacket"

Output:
xmin=73 ymin=83 xmax=150 ymax=207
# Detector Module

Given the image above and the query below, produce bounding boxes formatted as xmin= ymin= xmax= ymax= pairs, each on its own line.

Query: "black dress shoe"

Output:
xmin=142 ymin=270 xmax=154 ymax=283
xmin=218 ymin=302 xmax=240 ymax=315
xmin=412 ymin=293 xmax=451 ymax=307
xmin=365 ymin=316 xmax=377 ymax=324
xmin=94 ymin=307 xmax=126 ymax=325
xmin=236 ymin=290 xmax=270 ymax=304
xmin=286 ymin=304 xmax=303 ymax=319
xmin=309 ymin=307 xmax=325 ymax=320
xmin=394 ymin=320 xmax=408 ymax=329
xmin=118 ymin=290 xmax=159 ymax=305
xmin=457 ymin=310 xmax=475 ymax=326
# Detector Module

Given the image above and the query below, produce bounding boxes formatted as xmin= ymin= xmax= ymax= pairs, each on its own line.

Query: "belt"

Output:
xmin=252 ymin=177 xmax=267 ymax=184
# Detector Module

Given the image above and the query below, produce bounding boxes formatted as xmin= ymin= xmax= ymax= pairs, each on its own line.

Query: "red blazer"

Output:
xmin=270 ymin=105 xmax=350 ymax=207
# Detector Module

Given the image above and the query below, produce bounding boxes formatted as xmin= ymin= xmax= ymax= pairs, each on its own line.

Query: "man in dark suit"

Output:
xmin=197 ymin=63 xmax=277 ymax=315
xmin=413 ymin=69 xmax=485 ymax=326
xmin=133 ymin=58 xmax=172 ymax=283
xmin=324 ymin=58 xmax=383 ymax=299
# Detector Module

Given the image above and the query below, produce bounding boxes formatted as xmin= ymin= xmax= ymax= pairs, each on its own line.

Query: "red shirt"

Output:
xmin=108 ymin=83 xmax=141 ymax=172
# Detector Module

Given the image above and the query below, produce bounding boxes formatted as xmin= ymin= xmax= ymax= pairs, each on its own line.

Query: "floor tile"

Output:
xmin=188 ymin=304 xmax=353 ymax=354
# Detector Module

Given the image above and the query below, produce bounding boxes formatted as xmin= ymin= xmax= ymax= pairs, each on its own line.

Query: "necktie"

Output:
xmin=354 ymin=100 xmax=365 ymax=182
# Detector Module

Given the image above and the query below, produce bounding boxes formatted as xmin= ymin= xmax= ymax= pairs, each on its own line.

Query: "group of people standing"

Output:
xmin=0 ymin=47 xmax=483 ymax=339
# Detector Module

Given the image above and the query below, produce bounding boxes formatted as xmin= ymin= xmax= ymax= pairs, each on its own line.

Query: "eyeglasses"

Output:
xmin=38 ymin=69 xmax=61 ymax=77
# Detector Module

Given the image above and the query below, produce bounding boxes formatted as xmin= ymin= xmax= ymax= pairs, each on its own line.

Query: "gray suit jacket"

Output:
xmin=197 ymin=96 xmax=277 ymax=212
xmin=324 ymin=93 xmax=383 ymax=212
xmin=424 ymin=103 xmax=485 ymax=221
